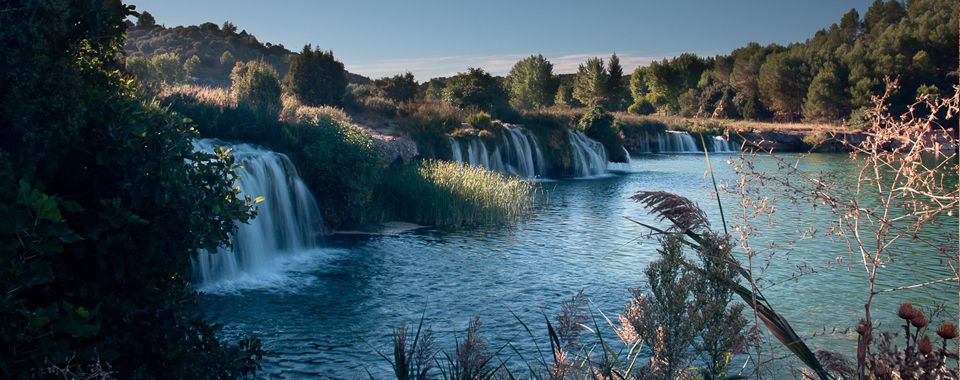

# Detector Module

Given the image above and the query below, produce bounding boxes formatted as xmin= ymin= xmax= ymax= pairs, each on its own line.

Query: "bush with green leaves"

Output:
xmin=285 ymin=44 xmax=347 ymax=106
xmin=230 ymin=60 xmax=282 ymax=120
xmin=400 ymin=102 xmax=465 ymax=159
xmin=1 ymin=2 xmax=263 ymax=377
xmin=374 ymin=72 xmax=418 ymax=103
xmin=442 ymin=68 xmax=509 ymax=115
xmin=285 ymin=108 xmax=384 ymax=226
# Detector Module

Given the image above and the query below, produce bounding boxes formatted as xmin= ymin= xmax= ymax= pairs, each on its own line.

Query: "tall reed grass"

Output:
xmin=374 ymin=160 xmax=535 ymax=227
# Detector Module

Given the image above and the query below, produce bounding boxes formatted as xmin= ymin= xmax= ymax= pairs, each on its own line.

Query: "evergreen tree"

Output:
xmin=554 ymin=81 xmax=580 ymax=107
xmin=505 ymin=54 xmax=554 ymax=109
xmin=183 ymin=54 xmax=201 ymax=79
xmin=803 ymin=63 xmax=848 ymax=122
xmin=758 ymin=51 xmax=810 ymax=121
xmin=285 ymin=44 xmax=347 ymax=106
xmin=606 ymin=53 xmax=628 ymax=111
xmin=573 ymin=57 xmax=608 ymax=106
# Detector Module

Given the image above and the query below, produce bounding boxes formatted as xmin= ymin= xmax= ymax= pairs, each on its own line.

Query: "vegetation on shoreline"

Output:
xmin=1 ymin=3 xmax=264 ymax=377
xmin=374 ymin=160 xmax=536 ymax=227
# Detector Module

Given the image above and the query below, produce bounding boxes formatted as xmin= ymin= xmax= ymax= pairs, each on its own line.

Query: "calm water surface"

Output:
xmin=200 ymin=153 xmax=958 ymax=378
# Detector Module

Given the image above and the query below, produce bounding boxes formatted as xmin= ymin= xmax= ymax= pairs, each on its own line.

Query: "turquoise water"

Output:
xmin=199 ymin=153 xmax=958 ymax=378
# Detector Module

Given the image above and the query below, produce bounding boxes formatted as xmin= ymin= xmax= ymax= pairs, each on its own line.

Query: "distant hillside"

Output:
xmin=125 ymin=22 xmax=370 ymax=87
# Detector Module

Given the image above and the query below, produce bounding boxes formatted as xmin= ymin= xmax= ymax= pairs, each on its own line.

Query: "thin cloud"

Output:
xmin=347 ymin=53 xmax=662 ymax=80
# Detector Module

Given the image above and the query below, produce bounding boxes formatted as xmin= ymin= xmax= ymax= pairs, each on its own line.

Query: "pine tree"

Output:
xmin=573 ymin=57 xmax=608 ymax=107
xmin=606 ymin=53 xmax=628 ymax=111
xmin=802 ymin=63 xmax=848 ymax=122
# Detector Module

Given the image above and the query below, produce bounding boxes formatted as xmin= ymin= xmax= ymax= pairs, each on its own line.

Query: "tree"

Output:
xmin=222 ymin=20 xmax=238 ymax=34
xmin=758 ymin=51 xmax=810 ymax=121
xmin=803 ymin=63 xmax=849 ymax=122
xmin=1 ymin=1 xmax=262 ymax=377
xmin=232 ymin=60 xmax=282 ymax=119
xmin=373 ymin=72 xmax=418 ymax=103
xmin=137 ymin=10 xmax=156 ymax=28
xmin=572 ymin=57 xmax=608 ymax=106
xmin=285 ymin=44 xmax=347 ymax=106
xmin=505 ymin=54 xmax=554 ymax=110
xmin=605 ymin=53 xmax=628 ymax=111
xmin=442 ymin=68 xmax=508 ymax=113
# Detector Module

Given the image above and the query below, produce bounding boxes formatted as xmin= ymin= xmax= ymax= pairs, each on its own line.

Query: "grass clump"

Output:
xmin=376 ymin=160 xmax=535 ymax=227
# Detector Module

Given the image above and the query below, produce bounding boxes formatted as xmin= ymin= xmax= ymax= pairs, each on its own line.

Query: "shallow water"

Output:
xmin=199 ymin=153 xmax=958 ymax=378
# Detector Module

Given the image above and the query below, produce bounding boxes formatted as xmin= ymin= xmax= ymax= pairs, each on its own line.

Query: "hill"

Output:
xmin=125 ymin=21 xmax=370 ymax=87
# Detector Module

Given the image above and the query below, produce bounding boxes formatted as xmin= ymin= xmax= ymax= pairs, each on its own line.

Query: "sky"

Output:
xmin=128 ymin=0 xmax=874 ymax=79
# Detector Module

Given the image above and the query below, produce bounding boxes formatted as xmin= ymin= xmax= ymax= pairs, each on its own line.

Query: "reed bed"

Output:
xmin=377 ymin=160 xmax=535 ymax=227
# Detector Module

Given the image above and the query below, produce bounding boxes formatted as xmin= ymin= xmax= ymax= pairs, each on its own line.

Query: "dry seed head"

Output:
xmin=937 ymin=323 xmax=958 ymax=340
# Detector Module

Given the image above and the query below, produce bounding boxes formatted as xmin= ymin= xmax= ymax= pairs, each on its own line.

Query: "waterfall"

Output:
xmin=192 ymin=139 xmax=324 ymax=286
xmin=448 ymin=126 xmax=545 ymax=178
xmin=712 ymin=135 xmax=735 ymax=153
xmin=567 ymin=129 xmax=608 ymax=177
xmin=657 ymin=131 xmax=700 ymax=153
xmin=636 ymin=131 xmax=738 ymax=154
xmin=607 ymin=147 xmax=633 ymax=173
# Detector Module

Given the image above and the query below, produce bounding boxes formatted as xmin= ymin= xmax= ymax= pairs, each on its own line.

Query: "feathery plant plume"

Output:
xmin=631 ymin=191 xmax=832 ymax=379
xmin=631 ymin=191 xmax=710 ymax=233
xmin=554 ymin=289 xmax=589 ymax=351
xmin=388 ymin=319 xmax=434 ymax=380
xmin=441 ymin=318 xmax=498 ymax=380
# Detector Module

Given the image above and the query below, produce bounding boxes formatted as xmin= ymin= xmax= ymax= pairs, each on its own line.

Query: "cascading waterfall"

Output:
xmin=712 ymin=135 xmax=735 ymax=153
xmin=566 ymin=129 xmax=608 ymax=177
xmin=192 ymin=139 xmax=324 ymax=286
xmin=448 ymin=126 xmax=546 ymax=178
xmin=657 ymin=131 xmax=700 ymax=153
xmin=635 ymin=131 xmax=737 ymax=153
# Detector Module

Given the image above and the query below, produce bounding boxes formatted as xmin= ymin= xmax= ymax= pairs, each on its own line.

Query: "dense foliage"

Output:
xmin=285 ymin=44 xmax=348 ymax=106
xmin=0 ymin=2 xmax=263 ymax=378
xmin=231 ymin=60 xmax=283 ymax=120
xmin=505 ymin=54 xmax=556 ymax=110
xmin=442 ymin=68 xmax=509 ymax=116
xmin=629 ymin=0 xmax=958 ymax=122
xmin=285 ymin=108 xmax=384 ymax=226
xmin=373 ymin=72 xmax=418 ymax=103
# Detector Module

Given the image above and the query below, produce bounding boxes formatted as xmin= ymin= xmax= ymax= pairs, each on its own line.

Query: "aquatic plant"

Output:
xmin=374 ymin=160 xmax=535 ymax=227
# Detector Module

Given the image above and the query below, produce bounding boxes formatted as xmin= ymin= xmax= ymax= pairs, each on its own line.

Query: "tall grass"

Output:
xmin=374 ymin=160 xmax=535 ymax=227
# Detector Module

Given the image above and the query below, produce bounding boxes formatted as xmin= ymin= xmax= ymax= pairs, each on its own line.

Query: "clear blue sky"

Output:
xmin=128 ymin=0 xmax=874 ymax=79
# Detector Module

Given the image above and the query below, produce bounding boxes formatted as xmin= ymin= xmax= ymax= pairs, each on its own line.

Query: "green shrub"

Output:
xmin=231 ymin=60 xmax=282 ymax=120
xmin=286 ymin=109 xmax=384 ymax=226
xmin=578 ymin=106 xmax=627 ymax=162
xmin=373 ymin=72 xmax=418 ymax=103
xmin=374 ymin=160 xmax=535 ymax=227
xmin=285 ymin=44 xmax=347 ymax=106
